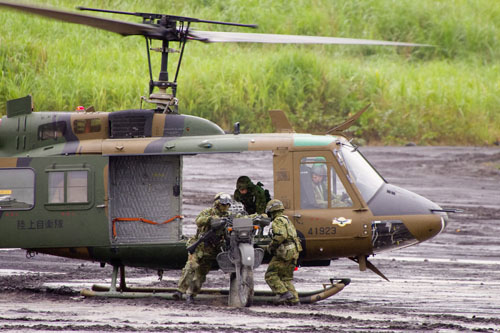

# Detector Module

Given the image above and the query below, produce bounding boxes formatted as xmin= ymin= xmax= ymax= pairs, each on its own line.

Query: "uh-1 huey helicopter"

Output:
xmin=0 ymin=1 xmax=450 ymax=306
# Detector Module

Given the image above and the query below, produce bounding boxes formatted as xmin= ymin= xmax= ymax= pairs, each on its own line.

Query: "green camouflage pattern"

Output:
xmin=233 ymin=177 xmax=268 ymax=214
xmin=265 ymin=256 xmax=299 ymax=302
xmin=0 ymin=104 xmax=446 ymax=279
xmin=265 ymin=213 xmax=302 ymax=303
xmin=0 ymin=110 xmax=342 ymax=159
xmin=177 ymin=206 xmax=229 ymax=296
xmin=0 ymin=107 xmax=347 ymax=271
xmin=0 ymin=1 xmax=449 ymax=292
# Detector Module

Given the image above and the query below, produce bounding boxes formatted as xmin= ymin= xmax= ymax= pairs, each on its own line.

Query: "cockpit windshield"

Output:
xmin=336 ymin=143 xmax=385 ymax=204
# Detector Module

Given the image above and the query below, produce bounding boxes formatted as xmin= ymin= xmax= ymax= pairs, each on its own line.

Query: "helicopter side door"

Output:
xmin=290 ymin=150 xmax=371 ymax=261
xmin=108 ymin=155 xmax=182 ymax=244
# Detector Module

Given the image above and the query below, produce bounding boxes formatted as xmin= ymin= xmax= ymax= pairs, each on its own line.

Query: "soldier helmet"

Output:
xmin=214 ymin=192 xmax=232 ymax=206
xmin=265 ymin=199 xmax=285 ymax=214
xmin=236 ymin=176 xmax=252 ymax=190
xmin=311 ymin=164 xmax=327 ymax=177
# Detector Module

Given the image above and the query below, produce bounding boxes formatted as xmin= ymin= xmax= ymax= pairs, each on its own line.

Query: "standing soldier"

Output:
xmin=173 ymin=192 xmax=232 ymax=303
xmin=264 ymin=199 xmax=303 ymax=305
xmin=233 ymin=175 xmax=270 ymax=214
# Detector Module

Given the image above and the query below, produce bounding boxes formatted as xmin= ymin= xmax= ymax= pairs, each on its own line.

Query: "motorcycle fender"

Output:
xmin=238 ymin=243 xmax=255 ymax=267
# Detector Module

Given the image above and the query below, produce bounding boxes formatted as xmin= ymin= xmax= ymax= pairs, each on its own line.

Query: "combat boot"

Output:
xmin=172 ymin=290 xmax=183 ymax=301
xmin=186 ymin=294 xmax=194 ymax=304
xmin=274 ymin=291 xmax=294 ymax=304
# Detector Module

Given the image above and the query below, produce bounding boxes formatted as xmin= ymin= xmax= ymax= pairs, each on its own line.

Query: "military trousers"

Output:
xmin=177 ymin=251 xmax=217 ymax=297
xmin=264 ymin=256 xmax=299 ymax=302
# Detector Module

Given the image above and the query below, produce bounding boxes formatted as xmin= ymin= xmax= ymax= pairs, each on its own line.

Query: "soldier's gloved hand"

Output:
xmin=210 ymin=217 xmax=225 ymax=230
xmin=259 ymin=213 xmax=269 ymax=222
xmin=253 ymin=214 xmax=270 ymax=227
xmin=266 ymin=244 xmax=275 ymax=255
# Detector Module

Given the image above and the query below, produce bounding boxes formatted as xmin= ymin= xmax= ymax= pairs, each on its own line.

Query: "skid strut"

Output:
xmin=108 ymin=265 xmax=128 ymax=292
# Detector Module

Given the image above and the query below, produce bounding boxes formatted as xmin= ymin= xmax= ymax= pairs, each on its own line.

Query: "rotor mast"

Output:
xmin=145 ymin=17 xmax=181 ymax=113
xmin=77 ymin=7 xmax=257 ymax=113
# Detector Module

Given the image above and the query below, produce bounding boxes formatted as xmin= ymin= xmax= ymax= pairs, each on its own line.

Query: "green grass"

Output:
xmin=1 ymin=0 xmax=500 ymax=145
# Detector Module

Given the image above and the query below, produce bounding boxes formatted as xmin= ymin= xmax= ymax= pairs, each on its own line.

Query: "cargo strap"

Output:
xmin=112 ymin=215 xmax=183 ymax=238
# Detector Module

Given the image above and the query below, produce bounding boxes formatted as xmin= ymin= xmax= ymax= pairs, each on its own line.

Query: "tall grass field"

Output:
xmin=1 ymin=0 xmax=499 ymax=145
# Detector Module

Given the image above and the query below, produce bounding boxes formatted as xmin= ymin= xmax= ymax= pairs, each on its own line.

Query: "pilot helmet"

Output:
xmin=311 ymin=164 xmax=327 ymax=177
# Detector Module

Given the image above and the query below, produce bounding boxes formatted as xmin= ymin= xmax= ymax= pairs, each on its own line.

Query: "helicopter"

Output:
xmin=0 ymin=1 xmax=450 ymax=306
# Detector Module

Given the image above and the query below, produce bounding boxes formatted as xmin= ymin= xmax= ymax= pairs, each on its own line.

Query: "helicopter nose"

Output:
xmin=368 ymin=183 xmax=447 ymax=246
xmin=369 ymin=184 xmax=444 ymax=217
xmin=402 ymin=211 xmax=447 ymax=243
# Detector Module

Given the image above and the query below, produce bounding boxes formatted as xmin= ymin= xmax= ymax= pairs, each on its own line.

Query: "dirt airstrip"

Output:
xmin=0 ymin=146 xmax=499 ymax=332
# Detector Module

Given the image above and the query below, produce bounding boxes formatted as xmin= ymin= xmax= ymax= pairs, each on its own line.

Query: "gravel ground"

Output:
xmin=0 ymin=146 xmax=499 ymax=332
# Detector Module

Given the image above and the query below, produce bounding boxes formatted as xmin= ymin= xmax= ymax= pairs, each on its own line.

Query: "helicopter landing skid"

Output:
xmin=80 ymin=278 xmax=350 ymax=304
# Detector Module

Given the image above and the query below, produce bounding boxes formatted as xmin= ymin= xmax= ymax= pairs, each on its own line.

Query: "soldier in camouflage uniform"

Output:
xmin=233 ymin=176 xmax=268 ymax=214
xmin=173 ymin=192 xmax=232 ymax=303
xmin=264 ymin=199 xmax=303 ymax=305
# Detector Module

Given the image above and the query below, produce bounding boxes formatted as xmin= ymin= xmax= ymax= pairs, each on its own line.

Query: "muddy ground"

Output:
xmin=1 ymin=146 xmax=499 ymax=332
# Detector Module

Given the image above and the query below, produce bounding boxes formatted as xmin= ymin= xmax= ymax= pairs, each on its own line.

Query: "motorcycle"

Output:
xmin=216 ymin=216 xmax=269 ymax=307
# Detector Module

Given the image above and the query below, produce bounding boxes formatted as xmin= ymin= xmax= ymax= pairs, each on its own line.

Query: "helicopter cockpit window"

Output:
xmin=48 ymin=170 xmax=88 ymax=203
xmin=300 ymin=157 xmax=352 ymax=209
xmin=73 ymin=118 xmax=101 ymax=134
xmin=329 ymin=167 xmax=353 ymax=208
xmin=0 ymin=168 xmax=35 ymax=210
xmin=338 ymin=145 xmax=385 ymax=203
xmin=38 ymin=121 xmax=66 ymax=141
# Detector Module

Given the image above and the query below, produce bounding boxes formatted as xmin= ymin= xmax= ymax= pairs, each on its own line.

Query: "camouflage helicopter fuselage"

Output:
xmin=0 ymin=99 xmax=447 ymax=274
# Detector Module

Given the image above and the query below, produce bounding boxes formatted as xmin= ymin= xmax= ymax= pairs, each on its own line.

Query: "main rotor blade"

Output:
xmin=77 ymin=6 xmax=257 ymax=29
xmin=0 ymin=1 xmax=430 ymax=47
xmin=0 ymin=1 xmax=164 ymax=38
xmin=189 ymin=30 xmax=431 ymax=47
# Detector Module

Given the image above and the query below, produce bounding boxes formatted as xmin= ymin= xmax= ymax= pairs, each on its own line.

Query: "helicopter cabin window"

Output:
xmin=300 ymin=157 xmax=352 ymax=209
xmin=38 ymin=121 xmax=66 ymax=141
xmin=73 ymin=118 xmax=101 ymax=134
xmin=0 ymin=168 xmax=35 ymax=210
xmin=48 ymin=171 xmax=88 ymax=203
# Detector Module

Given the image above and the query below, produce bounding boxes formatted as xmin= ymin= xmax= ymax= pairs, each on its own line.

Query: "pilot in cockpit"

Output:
xmin=311 ymin=164 xmax=328 ymax=208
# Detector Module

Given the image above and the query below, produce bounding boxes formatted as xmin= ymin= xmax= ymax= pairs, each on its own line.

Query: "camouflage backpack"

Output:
xmin=256 ymin=181 xmax=272 ymax=203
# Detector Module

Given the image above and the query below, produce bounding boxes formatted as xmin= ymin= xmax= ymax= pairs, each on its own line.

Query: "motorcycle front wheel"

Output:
xmin=229 ymin=265 xmax=254 ymax=307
